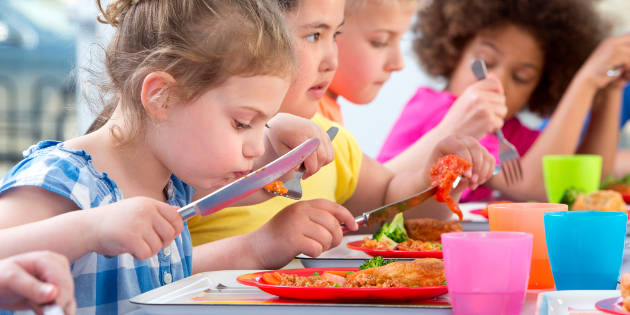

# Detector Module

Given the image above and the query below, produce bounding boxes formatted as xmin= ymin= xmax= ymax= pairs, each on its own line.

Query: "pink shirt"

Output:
xmin=378 ymin=87 xmax=540 ymax=201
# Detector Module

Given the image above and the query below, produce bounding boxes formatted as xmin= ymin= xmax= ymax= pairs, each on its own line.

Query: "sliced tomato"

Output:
xmin=322 ymin=271 xmax=347 ymax=285
xmin=261 ymin=272 xmax=282 ymax=285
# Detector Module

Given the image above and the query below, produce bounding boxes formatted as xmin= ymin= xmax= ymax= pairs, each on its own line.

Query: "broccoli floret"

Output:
xmin=384 ymin=213 xmax=408 ymax=243
xmin=372 ymin=222 xmax=390 ymax=240
xmin=372 ymin=213 xmax=408 ymax=243
xmin=372 ymin=223 xmax=398 ymax=247
xmin=379 ymin=234 xmax=398 ymax=248
xmin=559 ymin=187 xmax=584 ymax=210
xmin=359 ymin=256 xmax=397 ymax=270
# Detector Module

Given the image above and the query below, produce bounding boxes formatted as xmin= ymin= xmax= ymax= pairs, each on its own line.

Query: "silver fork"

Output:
xmin=471 ymin=58 xmax=523 ymax=185
xmin=266 ymin=126 xmax=339 ymax=199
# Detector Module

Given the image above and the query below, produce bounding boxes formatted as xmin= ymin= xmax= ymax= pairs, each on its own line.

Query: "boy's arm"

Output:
xmin=577 ymin=85 xmax=623 ymax=175
xmin=342 ymin=154 xmax=453 ymax=220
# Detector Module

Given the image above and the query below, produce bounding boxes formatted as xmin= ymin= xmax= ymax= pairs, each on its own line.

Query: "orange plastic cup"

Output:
xmin=488 ymin=203 xmax=567 ymax=289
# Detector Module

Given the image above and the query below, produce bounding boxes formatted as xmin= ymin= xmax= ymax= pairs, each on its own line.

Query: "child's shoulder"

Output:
xmin=409 ymin=86 xmax=456 ymax=106
xmin=0 ymin=141 xmax=120 ymax=209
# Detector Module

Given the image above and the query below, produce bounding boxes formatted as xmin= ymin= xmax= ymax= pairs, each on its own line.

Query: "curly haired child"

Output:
xmin=378 ymin=0 xmax=630 ymax=201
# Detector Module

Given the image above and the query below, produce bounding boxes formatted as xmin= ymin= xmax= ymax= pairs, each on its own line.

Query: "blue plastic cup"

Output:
xmin=544 ymin=211 xmax=627 ymax=290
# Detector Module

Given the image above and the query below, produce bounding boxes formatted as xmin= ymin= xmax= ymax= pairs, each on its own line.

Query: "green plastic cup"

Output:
xmin=542 ymin=155 xmax=602 ymax=203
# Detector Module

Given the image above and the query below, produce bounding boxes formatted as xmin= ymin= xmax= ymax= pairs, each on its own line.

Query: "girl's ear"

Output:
xmin=141 ymin=71 xmax=177 ymax=121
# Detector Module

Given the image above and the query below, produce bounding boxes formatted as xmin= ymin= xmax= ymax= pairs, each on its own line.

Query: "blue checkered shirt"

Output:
xmin=0 ymin=141 xmax=194 ymax=314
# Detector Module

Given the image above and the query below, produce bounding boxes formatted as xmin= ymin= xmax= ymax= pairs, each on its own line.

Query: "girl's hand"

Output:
xmin=431 ymin=135 xmax=496 ymax=190
xmin=438 ymin=75 xmax=507 ymax=139
xmin=0 ymin=251 xmax=76 ymax=315
xmin=576 ymin=34 xmax=630 ymax=90
xmin=90 ymin=197 xmax=183 ymax=260
xmin=249 ymin=199 xmax=358 ymax=269
xmin=263 ymin=113 xmax=335 ymax=179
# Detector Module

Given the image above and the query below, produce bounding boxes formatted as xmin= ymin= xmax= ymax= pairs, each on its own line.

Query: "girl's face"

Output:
xmin=280 ymin=0 xmax=345 ymax=118
xmin=447 ymin=24 xmax=545 ymax=118
xmin=328 ymin=1 xmax=416 ymax=104
xmin=148 ymin=75 xmax=289 ymax=191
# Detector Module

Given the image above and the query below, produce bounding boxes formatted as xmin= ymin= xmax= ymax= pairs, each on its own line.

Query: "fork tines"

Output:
xmin=495 ymin=129 xmax=523 ymax=186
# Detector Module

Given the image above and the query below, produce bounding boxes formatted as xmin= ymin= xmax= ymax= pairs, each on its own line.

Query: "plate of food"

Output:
xmin=560 ymin=186 xmax=630 ymax=221
xmin=535 ymin=290 xmax=620 ymax=315
xmin=594 ymin=272 xmax=630 ymax=314
xmin=596 ymin=297 xmax=627 ymax=314
xmin=468 ymin=201 xmax=513 ymax=220
xmin=469 ymin=208 xmax=488 ymax=219
xmin=296 ymin=235 xmax=415 ymax=268
xmin=601 ymin=175 xmax=630 ymax=204
xmin=237 ymin=257 xmax=448 ymax=301
xmin=345 ymin=213 xmax=461 ymax=258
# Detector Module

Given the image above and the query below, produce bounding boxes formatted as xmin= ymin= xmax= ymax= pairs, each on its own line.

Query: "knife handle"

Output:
xmin=341 ymin=214 xmax=368 ymax=233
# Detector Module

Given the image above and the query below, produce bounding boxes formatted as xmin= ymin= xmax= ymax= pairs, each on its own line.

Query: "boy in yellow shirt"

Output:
xmin=189 ymin=0 xmax=496 ymax=247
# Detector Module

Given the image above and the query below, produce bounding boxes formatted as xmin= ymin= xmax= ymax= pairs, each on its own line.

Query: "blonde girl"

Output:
xmin=0 ymin=0 xmax=357 ymax=313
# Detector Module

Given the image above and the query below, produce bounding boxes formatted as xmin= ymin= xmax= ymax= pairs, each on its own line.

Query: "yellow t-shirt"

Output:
xmin=188 ymin=113 xmax=363 ymax=246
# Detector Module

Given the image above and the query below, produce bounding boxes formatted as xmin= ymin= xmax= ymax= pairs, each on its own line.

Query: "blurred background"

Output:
xmin=0 ymin=0 xmax=629 ymax=176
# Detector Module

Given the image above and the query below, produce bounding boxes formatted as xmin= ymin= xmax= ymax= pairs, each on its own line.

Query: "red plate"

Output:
xmin=346 ymin=240 xmax=443 ymax=259
xmin=595 ymin=297 xmax=628 ymax=314
xmin=237 ymin=267 xmax=448 ymax=301
xmin=469 ymin=208 xmax=488 ymax=219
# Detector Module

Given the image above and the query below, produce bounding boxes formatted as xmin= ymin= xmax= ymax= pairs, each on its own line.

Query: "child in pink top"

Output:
xmin=379 ymin=0 xmax=630 ymax=202
xmin=378 ymin=87 xmax=540 ymax=201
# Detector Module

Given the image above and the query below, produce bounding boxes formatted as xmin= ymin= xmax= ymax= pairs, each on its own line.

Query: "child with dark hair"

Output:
xmin=378 ymin=0 xmax=630 ymax=201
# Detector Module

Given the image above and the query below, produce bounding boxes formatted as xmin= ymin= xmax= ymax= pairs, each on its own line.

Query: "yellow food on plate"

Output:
xmin=571 ymin=190 xmax=627 ymax=212
xmin=361 ymin=237 xmax=442 ymax=251
xmin=347 ymin=258 xmax=445 ymax=288
xmin=270 ymin=258 xmax=445 ymax=288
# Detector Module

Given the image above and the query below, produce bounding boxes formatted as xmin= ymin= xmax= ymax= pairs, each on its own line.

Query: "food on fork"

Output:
xmin=264 ymin=180 xmax=288 ymax=195
xmin=262 ymin=257 xmax=445 ymax=288
xmin=404 ymin=218 xmax=462 ymax=242
xmin=571 ymin=190 xmax=627 ymax=212
xmin=430 ymin=154 xmax=472 ymax=220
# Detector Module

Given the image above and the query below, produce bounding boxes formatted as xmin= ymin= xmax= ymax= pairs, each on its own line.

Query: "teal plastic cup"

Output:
xmin=542 ymin=154 xmax=602 ymax=203
xmin=544 ymin=211 xmax=627 ymax=290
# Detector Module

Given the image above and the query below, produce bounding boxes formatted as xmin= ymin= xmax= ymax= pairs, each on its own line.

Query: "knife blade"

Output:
xmin=343 ymin=176 xmax=462 ymax=231
xmin=178 ymin=137 xmax=320 ymax=220
xmin=355 ymin=185 xmax=438 ymax=228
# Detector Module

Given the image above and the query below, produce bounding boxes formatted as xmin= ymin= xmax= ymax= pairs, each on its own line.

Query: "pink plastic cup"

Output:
xmin=442 ymin=231 xmax=533 ymax=315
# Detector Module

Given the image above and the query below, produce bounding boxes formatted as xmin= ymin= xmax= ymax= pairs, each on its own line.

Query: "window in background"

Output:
xmin=0 ymin=0 xmax=77 ymax=176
